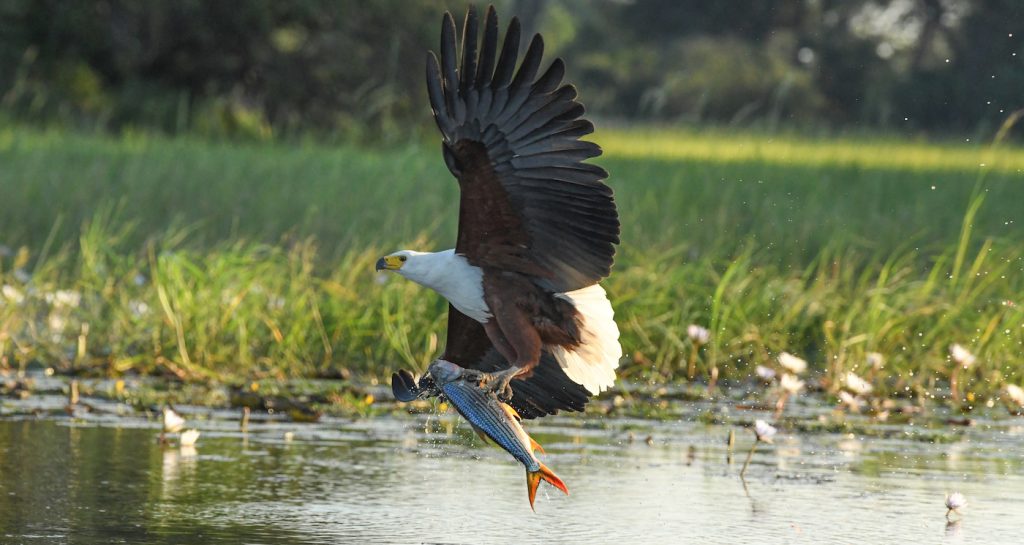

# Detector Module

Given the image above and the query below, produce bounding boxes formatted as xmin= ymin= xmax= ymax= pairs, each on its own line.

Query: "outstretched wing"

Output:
xmin=442 ymin=306 xmax=590 ymax=419
xmin=428 ymin=5 xmax=619 ymax=293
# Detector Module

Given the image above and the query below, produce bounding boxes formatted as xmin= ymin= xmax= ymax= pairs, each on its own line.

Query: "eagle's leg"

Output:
xmin=478 ymin=320 xmax=518 ymax=401
xmin=479 ymin=305 xmax=543 ymax=400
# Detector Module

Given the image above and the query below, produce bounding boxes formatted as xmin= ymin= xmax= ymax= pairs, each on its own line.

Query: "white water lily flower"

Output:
xmin=778 ymin=352 xmax=807 ymax=374
xmin=844 ymin=372 xmax=873 ymax=396
xmin=687 ymin=324 xmax=711 ymax=345
xmin=755 ymin=365 xmax=776 ymax=381
xmin=179 ymin=428 xmax=201 ymax=447
xmin=945 ymin=492 xmax=967 ymax=512
xmin=1005 ymin=384 xmax=1024 ymax=407
xmin=780 ymin=373 xmax=805 ymax=394
xmin=949 ymin=344 xmax=975 ymax=368
xmin=838 ymin=390 xmax=861 ymax=411
xmin=753 ymin=420 xmax=777 ymax=443
xmin=867 ymin=352 xmax=884 ymax=370
xmin=163 ymin=406 xmax=186 ymax=433
xmin=1 ymin=285 xmax=24 ymax=304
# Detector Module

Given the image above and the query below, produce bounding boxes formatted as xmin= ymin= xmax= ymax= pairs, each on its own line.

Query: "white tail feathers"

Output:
xmin=551 ymin=284 xmax=622 ymax=395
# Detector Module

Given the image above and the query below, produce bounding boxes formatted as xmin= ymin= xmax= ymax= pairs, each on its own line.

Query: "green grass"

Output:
xmin=1 ymin=127 xmax=1022 ymax=404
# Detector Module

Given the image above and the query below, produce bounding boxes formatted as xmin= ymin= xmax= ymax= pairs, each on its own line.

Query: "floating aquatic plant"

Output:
xmin=778 ymin=352 xmax=807 ymax=375
xmin=844 ymin=372 xmax=872 ymax=396
xmin=945 ymin=492 xmax=967 ymax=519
xmin=775 ymin=373 xmax=805 ymax=417
xmin=740 ymin=420 xmax=777 ymax=478
xmin=948 ymin=344 xmax=976 ymax=403
xmin=180 ymin=428 xmax=201 ymax=447
xmin=686 ymin=324 xmax=711 ymax=384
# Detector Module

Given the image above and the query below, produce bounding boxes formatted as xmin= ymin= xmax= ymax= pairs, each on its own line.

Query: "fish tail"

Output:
xmin=526 ymin=462 xmax=569 ymax=511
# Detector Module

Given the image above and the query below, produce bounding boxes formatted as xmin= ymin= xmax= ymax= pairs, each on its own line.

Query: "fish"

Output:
xmin=430 ymin=359 xmax=569 ymax=510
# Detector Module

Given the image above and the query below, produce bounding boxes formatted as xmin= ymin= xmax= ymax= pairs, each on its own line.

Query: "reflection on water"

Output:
xmin=2 ymin=407 xmax=1024 ymax=544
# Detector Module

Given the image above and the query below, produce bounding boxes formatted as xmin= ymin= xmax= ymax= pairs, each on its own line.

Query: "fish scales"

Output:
xmin=441 ymin=380 xmax=540 ymax=471
xmin=427 ymin=359 xmax=569 ymax=509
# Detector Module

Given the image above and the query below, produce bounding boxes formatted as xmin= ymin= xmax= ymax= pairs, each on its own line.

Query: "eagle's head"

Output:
xmin=375 ymin=250 xmax=441 ymax=284
xmin=375 ymin=250 xmax=410 ymax=272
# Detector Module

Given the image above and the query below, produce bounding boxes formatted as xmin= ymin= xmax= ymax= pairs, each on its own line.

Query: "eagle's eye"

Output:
xmin=399 ymin=256 xmax=407 ymax=262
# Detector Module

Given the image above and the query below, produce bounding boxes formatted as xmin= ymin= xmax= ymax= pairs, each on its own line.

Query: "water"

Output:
xmin=2 ymin=401 xmax=1024 ymax=544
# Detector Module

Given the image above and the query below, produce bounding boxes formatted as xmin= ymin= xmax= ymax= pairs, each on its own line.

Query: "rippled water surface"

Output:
xmin=2 ymin=400 xmax=1024 ymax=544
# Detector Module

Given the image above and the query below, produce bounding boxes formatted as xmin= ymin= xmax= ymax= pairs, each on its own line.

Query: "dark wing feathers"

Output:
xmin=491 ymin=16 xmax=520 ymax=88
xmin=474 ymin=10 xmax=498 ymax=87
xmin=392 ymin=6 xmax=611 ymax=419
xmin=440 ymin=306 xmax=589 ymax=419
xmin=459 ymin=9 xmax=478 ymax=98
xmin=429 ymin=4 xmax=619 ymax=292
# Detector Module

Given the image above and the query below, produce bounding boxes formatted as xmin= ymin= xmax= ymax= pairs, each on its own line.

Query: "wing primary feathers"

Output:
xmin=514 ymin=138 xmax=599 ymax=159
xmin=426 ymin=53 xmax=455 ymax=136
xmin=511 ymin=34 xmax=544 ymax=90
xmin=440 ymin=12 xmax=462 ymax=122
xmin=552 ymin=103 xmax=586 ymax=125
xmin=504 ymin=86 xmax=579 ymax=141
xmin=515 ymin=119 xmax=594 ymax=149
xmin=459 ymin=5 xmax=478 ymax=98
xmin=532 ymin=58 xmax=565 ymax=94
xmin=518 ymin=164 xmax=610 ymax=183
xmin=492 ymin=17 xmax=521 ymax=88
xmin=475 ymin=5 xmax=499 ymax=88
xmin=429 ymin=6 xmax=619 ymax=293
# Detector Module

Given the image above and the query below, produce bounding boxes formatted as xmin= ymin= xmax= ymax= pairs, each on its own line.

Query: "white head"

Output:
xmin=376 ymin=248 xmax=432 ymax=278
xmin=374 ymin=248 xmax=490 ymax=323
xmin=375 ymin=249 xmax=453 ymax=286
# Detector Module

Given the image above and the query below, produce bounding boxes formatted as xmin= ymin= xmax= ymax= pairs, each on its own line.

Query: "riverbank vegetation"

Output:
xmin=1 ymin=127 xmax=1022 ymax=407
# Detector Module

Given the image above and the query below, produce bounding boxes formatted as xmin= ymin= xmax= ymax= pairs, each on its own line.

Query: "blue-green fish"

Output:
xmin=430 ymin=360 xmax=569 ymax=510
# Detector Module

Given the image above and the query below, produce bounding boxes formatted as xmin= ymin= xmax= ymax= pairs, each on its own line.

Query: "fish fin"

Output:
xmin=500 ymin=402 xmax=522 ymax=421
xmin=526 ymin=462 xmax=569 ymax=511
xmin=470 ymin=424 xmax=490 ymax=444
xmin=530 ymin=436 xmax=545 ymax=454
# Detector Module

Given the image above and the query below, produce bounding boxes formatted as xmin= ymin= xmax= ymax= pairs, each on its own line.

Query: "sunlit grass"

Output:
xmin=1 ymin=127 xmax=1022 ymax=405
xmin=599 ymin=127 xmax=1024 ymax=174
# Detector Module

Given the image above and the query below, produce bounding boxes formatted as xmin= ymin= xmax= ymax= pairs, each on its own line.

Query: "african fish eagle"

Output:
xmin=382 ymin=5 xmax=621 ymax=413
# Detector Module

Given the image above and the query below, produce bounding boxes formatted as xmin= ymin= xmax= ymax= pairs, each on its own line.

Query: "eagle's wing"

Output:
xmin=428 ymin=6 xmax=619 ymax=293
xmin=443 ymin=305 xmax=590 ymax=419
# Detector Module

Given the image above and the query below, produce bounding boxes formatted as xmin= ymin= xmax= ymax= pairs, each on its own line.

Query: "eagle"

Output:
xmin=382 ymin=4 xmax=621 ymax=417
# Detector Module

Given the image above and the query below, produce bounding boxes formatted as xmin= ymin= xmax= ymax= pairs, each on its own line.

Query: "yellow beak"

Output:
xmin=375 ymin=256 xmax=404 ymax=271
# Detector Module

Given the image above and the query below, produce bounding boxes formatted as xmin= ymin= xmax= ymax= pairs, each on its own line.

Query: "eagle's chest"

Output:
xmin=444 ymin=282 xmax=491 ymax=323
xmin=420 ymin=256 xmax=492 ymax=323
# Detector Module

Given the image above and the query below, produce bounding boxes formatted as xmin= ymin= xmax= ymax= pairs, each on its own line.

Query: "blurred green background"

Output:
xmin=1 ymin=0 xmax=1020 ymax=140
xmin=0 ymin=1 xmax=1022 ymax=401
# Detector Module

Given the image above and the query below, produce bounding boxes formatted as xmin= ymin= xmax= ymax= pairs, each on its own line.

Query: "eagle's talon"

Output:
xmin=478 ymin=367 xmax=519 ymax=401
xmin=459 ymin=368 xmax=484 ymax=383
xmin=498 ymin=382 xmax=514 ymax=403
